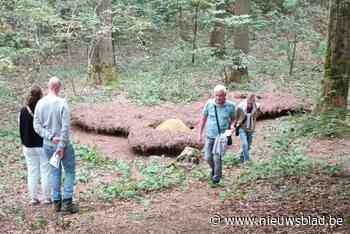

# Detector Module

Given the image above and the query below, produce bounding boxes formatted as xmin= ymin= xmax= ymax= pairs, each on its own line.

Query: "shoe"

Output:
xmin=210 ymin=169 xmax=214 ymax=179
xmin=212 ymin=179 xmax=220 ymax=184
xmin=30 ymin=198 xmax=40 ymax=206
xmin=53 ymin=200 xmax=61 ymax=212
xmin=240 ymin=155 xmax=244 ymax=163
xmin=61 ymin=198 xmax=79 ymax=214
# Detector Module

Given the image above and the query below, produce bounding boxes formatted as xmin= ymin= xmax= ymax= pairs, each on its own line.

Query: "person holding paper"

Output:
xmin=198 ymin=85 xmax=235 ymax=184
xmin=34 ymin=77 xmax=78 ymax=214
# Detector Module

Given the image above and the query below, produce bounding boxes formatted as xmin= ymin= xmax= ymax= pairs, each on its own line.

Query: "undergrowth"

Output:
xmin=229 ymin=116 xmax=346 ymax=199
xmin=96 ymin=159 xmax=187 ymax=200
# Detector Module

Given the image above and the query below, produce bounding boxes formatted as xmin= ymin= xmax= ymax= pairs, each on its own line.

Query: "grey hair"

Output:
xmin=213 ymin=84 xmax=227 ymax=94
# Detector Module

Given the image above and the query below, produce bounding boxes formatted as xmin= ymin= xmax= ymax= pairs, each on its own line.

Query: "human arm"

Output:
xmin=198 ymin=115 xmax=207 ymax=143
xmin=57 ymin=101 xmax=70 ymax=150
xmin=33 ymin=103 xmax=54 ymax=141
xmin=198 ymin=101 xmax=211 ymax=142
xmin=255 ymin=102 xmax=262 ymax=119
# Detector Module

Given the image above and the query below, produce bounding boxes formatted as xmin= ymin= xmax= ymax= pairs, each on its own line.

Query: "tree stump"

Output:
xmin=224 ymin=65 xmax=248 ymax=83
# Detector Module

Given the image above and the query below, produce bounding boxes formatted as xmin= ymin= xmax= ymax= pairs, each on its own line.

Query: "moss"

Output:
xmin=89 ymin=63 xmax=117 ymax=85
xmin=318 ymin=38 xmax=349 ymax=112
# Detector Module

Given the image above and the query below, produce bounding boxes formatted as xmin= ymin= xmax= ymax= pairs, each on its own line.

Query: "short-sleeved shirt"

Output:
xmin=202 ymin=99 xmax=235 ymax=138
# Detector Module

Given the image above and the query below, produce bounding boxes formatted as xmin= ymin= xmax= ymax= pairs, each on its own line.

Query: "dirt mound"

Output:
xmin=72 ymin=92 xmax=309 ymax=155
xmin=156 ymin=119 xmax=191 ymax=133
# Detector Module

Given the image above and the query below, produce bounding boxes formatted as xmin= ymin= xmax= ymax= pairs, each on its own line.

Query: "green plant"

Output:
xmin=75 ymin=144 xmax=109 ymax=166
xmin=136 ymin=160 xmax=186 ymax=192
xmin=97 ymin=159 xmax=187 ymax=201
xmin=76 ymin=167 xmax=92 ymax=183
xmin=223 ymin=152 xmax=241 ymax=166
xmin=292 ymin=112 xmax=350 ymax=138
xmin=30 ymin=214 xmax=48 ymax=231
xmin=190 ymin=165 xmax=209 ymax=181
xmin=312 ymin=40 xmax=327 ymax=56
xmin=115 ymin=159 xmax=132 ymax=179
xmin=119 ymin=44 xmax=216 ymax=105
xmin=99 ymin=178 xmax=139 ymax=200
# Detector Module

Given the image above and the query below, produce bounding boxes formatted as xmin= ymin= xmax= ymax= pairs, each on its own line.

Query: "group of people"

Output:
xmin=198 ymin=85 xmax=260 ymax=184
xmin=19 ymin=79 xmax=257 ymax=210
xmin=19 ymin=77 xmax=78 ymax=213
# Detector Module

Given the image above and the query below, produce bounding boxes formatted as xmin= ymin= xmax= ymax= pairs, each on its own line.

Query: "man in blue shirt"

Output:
xmin=198 ymin=85 xmax=235 ymax=184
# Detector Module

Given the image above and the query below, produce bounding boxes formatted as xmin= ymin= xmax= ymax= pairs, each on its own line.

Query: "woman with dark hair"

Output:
xmin=19 ymin=85 xmax=51 ymax=205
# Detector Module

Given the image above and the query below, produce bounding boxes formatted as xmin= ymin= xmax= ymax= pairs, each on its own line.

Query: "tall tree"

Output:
xmin=318 ymin=0 xmax=350 ymax=115
xmin=89 ymin=0 xmax=116 ymax=85
xmin=191 ymin=0 xmax=210 ymax=64
xmin=224 ymin=0 xmax=250 ymax=83
xmin=209 ymin=0 xmax=225 ymax=57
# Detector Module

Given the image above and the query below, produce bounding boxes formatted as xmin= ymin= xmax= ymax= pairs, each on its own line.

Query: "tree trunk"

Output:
xmin=288 ymin=33 xmax=297 ymax=76
xmin=177 ymin=1 xmax=191 ymax=42
xmin=209 ymin=1 xmax=225 ymax=57
xmin=89 ymin=0 xmax=116 ymax=85
xmin=226 ymin=0 xmax=249 ymax=83
xmin=318 ymin=0 xmax=350 ymax=114
xmin=233 ymin=0 xmax=249 ymax=54
xmin=192 ymin=5 xmax=199 ymax=64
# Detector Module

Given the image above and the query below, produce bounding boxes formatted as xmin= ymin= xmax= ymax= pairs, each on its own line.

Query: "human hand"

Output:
xmin=198 ymin=134 xmax=203 ymax=143
xmin=56 ymin=148 xmax=64 ymax=159
xmin=52 ymin=136 xmax=60 ymax=144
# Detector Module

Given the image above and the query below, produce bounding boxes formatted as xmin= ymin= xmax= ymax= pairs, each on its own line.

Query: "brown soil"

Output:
xmin=67 ymin=119 xmax=349 ymax=233
xmin=2 ymin=116 xmax=350 ymax=233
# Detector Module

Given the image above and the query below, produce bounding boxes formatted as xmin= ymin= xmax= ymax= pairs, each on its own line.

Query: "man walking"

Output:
xmin=34 ymin=76 xmax=78 ymax=213
xmin=198 ymin=85 xmax=235 ymax=184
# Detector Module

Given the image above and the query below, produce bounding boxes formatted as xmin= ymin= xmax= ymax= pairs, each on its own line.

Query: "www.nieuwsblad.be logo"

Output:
xmin=209 ymin=214 xmax=344 ymax=226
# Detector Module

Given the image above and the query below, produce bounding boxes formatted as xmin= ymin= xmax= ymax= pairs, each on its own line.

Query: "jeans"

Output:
xmin=23 ymin=146 xmax=51 ymax=201
xmin=204 ymin=137 xmax=222 ymax=182
xmin=43 ymin=143 xmax=75 ymax=201
xmin=239 ymin=128 xmax=254 ymax=161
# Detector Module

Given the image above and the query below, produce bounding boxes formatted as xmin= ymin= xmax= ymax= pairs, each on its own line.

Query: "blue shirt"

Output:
xmin=203 ymin=99 xmax=235 ymax=138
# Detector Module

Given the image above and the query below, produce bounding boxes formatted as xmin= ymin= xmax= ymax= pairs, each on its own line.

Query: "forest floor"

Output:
xmin=1 ymin=87 xmax=350 ymax=233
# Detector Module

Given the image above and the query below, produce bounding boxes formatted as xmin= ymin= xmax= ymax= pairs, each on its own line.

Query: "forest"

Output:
xmin=0 ymin=0 xmax=349 ymax=233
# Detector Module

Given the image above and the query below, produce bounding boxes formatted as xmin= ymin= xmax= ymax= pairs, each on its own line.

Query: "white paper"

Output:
xmin=49 ymin=152 xmax=61 ymax=168
xmin=224 ymin=129 xmax=232 ymax=136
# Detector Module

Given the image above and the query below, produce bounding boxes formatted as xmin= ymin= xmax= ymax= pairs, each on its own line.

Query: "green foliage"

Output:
xmin=0 ymin=84 xmax=15 ymax=101
xmin=49 ymin=64 xmax=88 ymax=80
xmin=75 ymin=144 xmax=109 ymax=166
xmin=312 ymin=40 xmax=327 ymax=56
xmin=97 ymin=159 xmax=186 ymax=200
xmin=265 ymin=1 xmax=322 ymax=75
xmin=190 ymin=165 xmax=209 ymax=181
xmin=99 ymin=178 xmax=139 ymax=200
xmin=0 ymin=129 xmax=19 ymax=141
xmin=238 ymin=153 xmax=313 ymax=183
xmin=0 ymin=0 xmax=99 ymax=71
xmin=120 ymin=43 xmax=216 ymax=105
xmin=76 ymin=167 xmax=93 ymax=183
xmin=137 ymin=160 xmax=186 ymax=191
xmin=283 ymin=0 xmax=299 ymax=9
xmin=115 ymin=159 xmax=132 ymax=178
xmin=237 ymin=122 xmax=346 ymax=184
xmin=222 ymin=152 xmax=241 ymax=166
xmin=291 ymin=111 xmax=350 ymax=138
xmin=30 ymin=214 xmax=48 ymax=231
